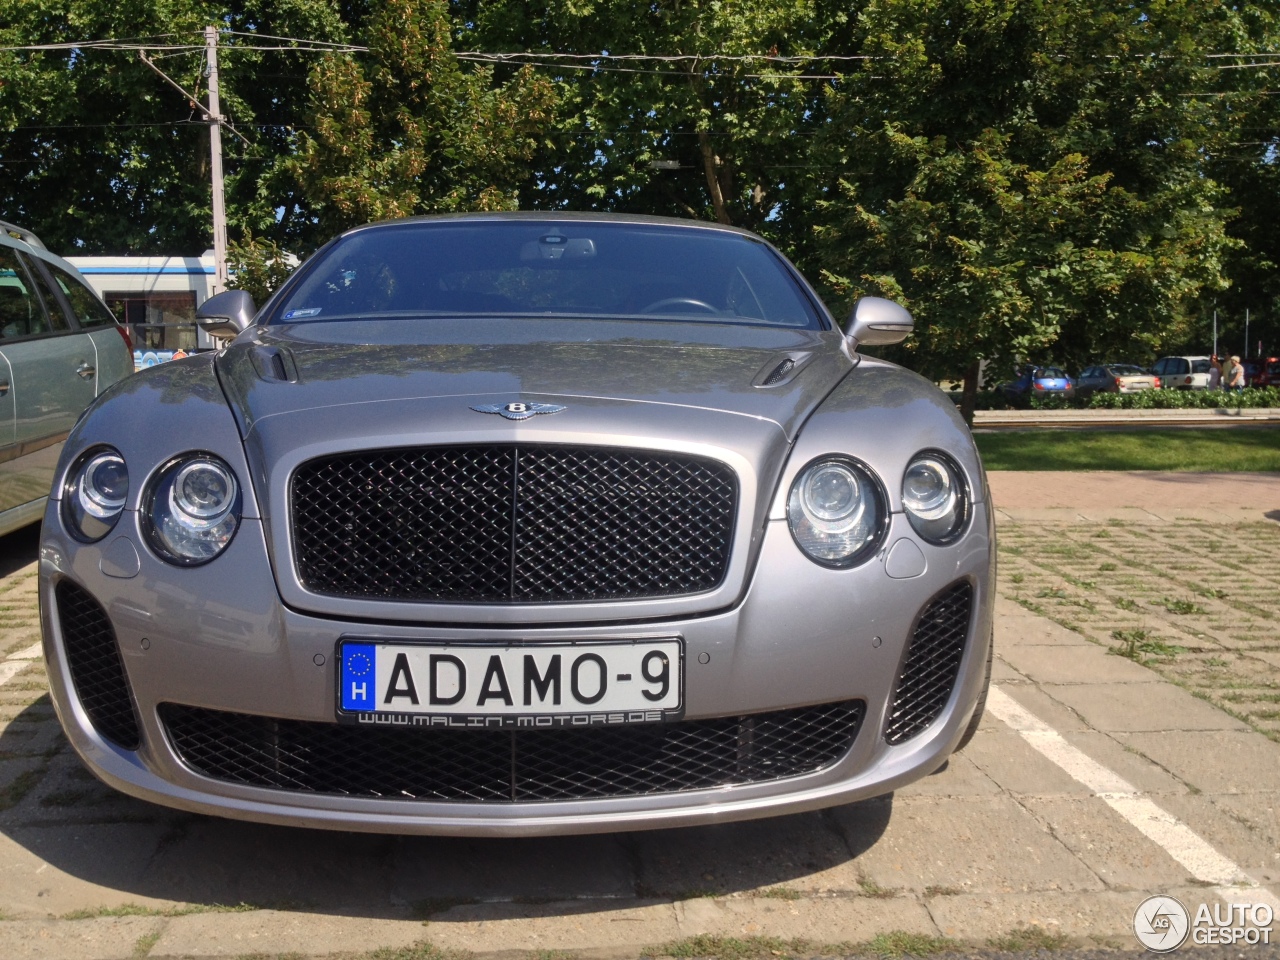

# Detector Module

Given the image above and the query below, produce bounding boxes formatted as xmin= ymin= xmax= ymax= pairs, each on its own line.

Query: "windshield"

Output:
xmin=270 ymin=221 xmax=823 ymax=329
xmin=1111 ymin=365 xmax=1148 ymax=376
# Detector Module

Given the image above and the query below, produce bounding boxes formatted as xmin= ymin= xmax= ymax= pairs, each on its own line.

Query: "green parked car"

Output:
xmin=0 ymin=221 xmax=134 ymax=537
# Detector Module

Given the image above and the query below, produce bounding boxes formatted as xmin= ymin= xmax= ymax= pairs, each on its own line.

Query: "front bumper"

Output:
xmin=39 ymin=501 xmax=994 ymax=836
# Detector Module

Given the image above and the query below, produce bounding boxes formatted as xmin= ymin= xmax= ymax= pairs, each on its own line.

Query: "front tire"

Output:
xmin=954 ymin=630 xmax=993 ymax=752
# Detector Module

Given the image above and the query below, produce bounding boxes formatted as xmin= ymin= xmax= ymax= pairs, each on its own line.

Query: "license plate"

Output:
xmin=335 ymin=639 xmax=683 ymax=726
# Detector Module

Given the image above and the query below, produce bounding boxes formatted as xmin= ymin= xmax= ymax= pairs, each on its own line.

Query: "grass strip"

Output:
xmin=974 ymin=427 xmax=1280 ymax=471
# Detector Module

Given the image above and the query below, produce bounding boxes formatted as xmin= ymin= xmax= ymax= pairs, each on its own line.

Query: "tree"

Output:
xmin=0 ymin=0 xmax=351 ymax=254
xmin=810 ymin=0 xmax=1236 ymax=420
xmin=287 ymin=0 xmax=556 ymax=236
xmin=462 ymin=0 xmax=838 ymax=242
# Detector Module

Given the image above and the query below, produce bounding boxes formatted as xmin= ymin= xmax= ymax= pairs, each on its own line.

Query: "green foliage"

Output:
xmin=647 ymin=934 xmax=810 ymax=960
xmin=290 ymin=0 xmax=557 ymax=235
xmin=1088 ymin=387 xmax=1280 ymax=409
xmin=0 ymin=0 xmax=350 ymax=254
xmin=463 ymin=0 xmax=829 ymax=234
xmin=987 ymin=926 xmax=1071 ymax=951
xmin=1111 ymin=629 xmax=1185 ymax=662
xmin=814 ymin=0 xmax=1237 ymax=392
xmin=227 ymin=230 xmax=294 ymax=305
xmin=864 ymin=931 xmax=958 ymax=958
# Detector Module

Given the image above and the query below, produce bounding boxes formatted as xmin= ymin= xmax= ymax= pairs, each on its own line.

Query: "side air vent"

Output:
xmin=250 ymin=346 xmax=297 ymax=383
xmin=884 ymin=581 xmax=973 ymax=744
xmin=56 ymin=581 xmax=141 ymax=750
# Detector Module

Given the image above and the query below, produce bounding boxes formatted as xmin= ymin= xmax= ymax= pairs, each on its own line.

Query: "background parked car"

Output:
xmin=1254 ymin=357 xmax=1280 ymax=388
xmin=999 ymin=365 xmax=1075 ymax=406
xmin=0 ymin=220 xmax=133 ymax=537
xmin=1151 ymin=355 xmax=1212 ymax=389
xmin=1075 ymin=363 xmax=1160 ymax=398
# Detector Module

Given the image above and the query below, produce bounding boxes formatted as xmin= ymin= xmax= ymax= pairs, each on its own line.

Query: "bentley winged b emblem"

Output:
xmin=471 ymin=401 xmax=567 ymax=421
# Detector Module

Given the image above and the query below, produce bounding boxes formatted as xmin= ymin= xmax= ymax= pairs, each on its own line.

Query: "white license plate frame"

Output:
xmin=334 ymin=638 xmax=684 ymax=727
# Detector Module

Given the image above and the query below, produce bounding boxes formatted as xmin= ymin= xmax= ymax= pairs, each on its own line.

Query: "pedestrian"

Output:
xmin=1208 ymin=355 xmax=1223 ymax=390
xmin=1227 ymin=355 xmax=1246 ymax=393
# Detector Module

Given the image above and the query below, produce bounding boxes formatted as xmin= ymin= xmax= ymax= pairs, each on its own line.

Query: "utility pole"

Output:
xmin=205 ymin=25 xmax=229 ymax=295
xmin=1245 ymin=308 xmax=1250 ymax=359
xmin=1213 ymin=309 xmax=1218 ymax=356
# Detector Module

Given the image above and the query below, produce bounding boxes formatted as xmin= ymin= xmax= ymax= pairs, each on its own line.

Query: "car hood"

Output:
xmin=213 ymin=317 xmax=855 ymax=622
xmin=215 ymin=317 xmax=852 ymax=442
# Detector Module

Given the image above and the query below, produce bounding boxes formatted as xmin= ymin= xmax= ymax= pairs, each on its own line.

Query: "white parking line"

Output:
xmin=987 ymin=685 xmax=1280 ymax=911
xmin=0 ymin=641 xmax=43 ymax=687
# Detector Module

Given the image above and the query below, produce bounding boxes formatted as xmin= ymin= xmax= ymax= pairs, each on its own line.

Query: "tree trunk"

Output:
xmin=960 ymin=359 xmax=981 ymax=427
xmin=696 ymin=127 xmax=732 ymax=225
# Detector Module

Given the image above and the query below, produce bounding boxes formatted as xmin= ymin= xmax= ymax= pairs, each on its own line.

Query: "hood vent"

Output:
xmin=753 ymin=352 xmax=811 ymax=388
xmin=761 ymin=358 xmax=795 ymax=386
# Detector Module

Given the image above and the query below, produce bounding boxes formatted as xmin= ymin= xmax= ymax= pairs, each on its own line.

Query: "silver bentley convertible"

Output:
xmin=39 ymin=214 xmax=994 ymax=835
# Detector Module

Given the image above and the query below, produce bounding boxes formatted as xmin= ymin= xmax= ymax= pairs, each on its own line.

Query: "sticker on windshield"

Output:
xmin=283 ymin=307 xmax=322 ymax=319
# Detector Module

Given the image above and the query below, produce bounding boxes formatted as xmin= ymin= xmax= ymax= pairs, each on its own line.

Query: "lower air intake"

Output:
xmin=56 ymin=580 xmax=140 ymax=750
xmin=160 ymin=700 xmax=865 ymax=802
xmin=884 ymin=581 xmax=973 ymax=744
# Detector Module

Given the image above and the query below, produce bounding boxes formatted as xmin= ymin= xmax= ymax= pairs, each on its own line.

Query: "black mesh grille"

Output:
xmin=160 ymin=701 xmax=864 ymax=802
xmin=291 ymin=445 xmax=736 ymax=603
xmin=56 ymin=580 xmax=140 ymax=750
xmin=884 ymin=581 xmax=973 ymax=744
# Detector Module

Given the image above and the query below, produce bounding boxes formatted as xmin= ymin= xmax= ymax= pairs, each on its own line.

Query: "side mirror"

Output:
xmin=845 ymin=296 xmax=914 ymax=349
xmin=196 ymin=290 xmax=256 ymax=339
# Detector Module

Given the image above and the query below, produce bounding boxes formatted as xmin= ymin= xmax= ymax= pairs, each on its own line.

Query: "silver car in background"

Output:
xmin=0 ymin=222 xmax=133 ymax=537
xmin=39 ymin=214 xmax=993 ymax=835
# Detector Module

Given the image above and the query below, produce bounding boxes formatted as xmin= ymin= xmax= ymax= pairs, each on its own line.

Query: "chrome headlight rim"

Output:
xmin=62 ymin=446 xmax=130 ymax=543
xmin=787 ymin=455 xmax=890 ymax=569
xmin=141 ymin=452 xmax=242 ymax=566
xmin=902 ymin=449 xmax=969 ymax=545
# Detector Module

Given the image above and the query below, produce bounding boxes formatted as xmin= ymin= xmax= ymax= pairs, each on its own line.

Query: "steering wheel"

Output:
xmin=640 ymin=297 xmax=719 ymax=315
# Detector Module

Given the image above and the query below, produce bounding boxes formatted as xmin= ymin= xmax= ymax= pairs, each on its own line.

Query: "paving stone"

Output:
xmin=1152 ymin=792 xmax=1280 ymax=876
xmin=0 ymin=916 xmax=165 ymax=960
xmin=996 ymin=615 xmax=1093 ymax=648
xmin=0 ymin=825 xmax=172 ymax=918
xmin=1020 ymin=796 xmax=1196 ymax=890
xmin=390 ymin=832 xmax=636 ymax=904
xmin=926 ymin=886 xmax=1233 ymax=942
xmin=1058 ymin=731 xmax=1189 ymax=797
xmin=963 ymin=728 xmax=1096 ymax=799
xmin=834 ymin=795 xmax=1105 ymax=895
xmin=894 ymin=753 xmax=1000 ymax=799
xmin=145 ymin=818 xmax=399 ymax=914
xmin=429 ymin=900 xmax=680 ymax=953
xmin=1044 ymin=682 xmax=1251 ymax=733
xmin=999 ymin=643 xmax=1163 ymax=685
xmin=988 ymin=682 xmax=1094 ymax=734
xmin=153 ymin=910 xmax=426 ymax=957
xmin=675 ymin=895 xmax=938 ymax=942
xmin=630 ymin=809 xmax=870 ymax=897
xmin=1117 ymin=730 xmax=1280 ymax=793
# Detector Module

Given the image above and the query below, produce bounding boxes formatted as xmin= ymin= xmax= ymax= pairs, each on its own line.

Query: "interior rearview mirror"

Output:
xmin=845 ymin=297 xmax=914 ymax=349
xmin=196 ymin=289 xmax=256 ymax=339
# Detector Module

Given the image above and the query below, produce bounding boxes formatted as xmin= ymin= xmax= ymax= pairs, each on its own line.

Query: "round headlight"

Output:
xmin=902 ymin=453 xmax=966 ymax=543
xmin=787 ymin=458 xmax=887 ymax=566
xmin=144 ymin=454 xmax=241 ymax=565
xmin=63 ymin=449 xmax=129 ymax=542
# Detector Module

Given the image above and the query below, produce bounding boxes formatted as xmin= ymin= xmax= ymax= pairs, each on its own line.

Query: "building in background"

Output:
xmin=66 ymin=253 xmax=220 ymax=369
